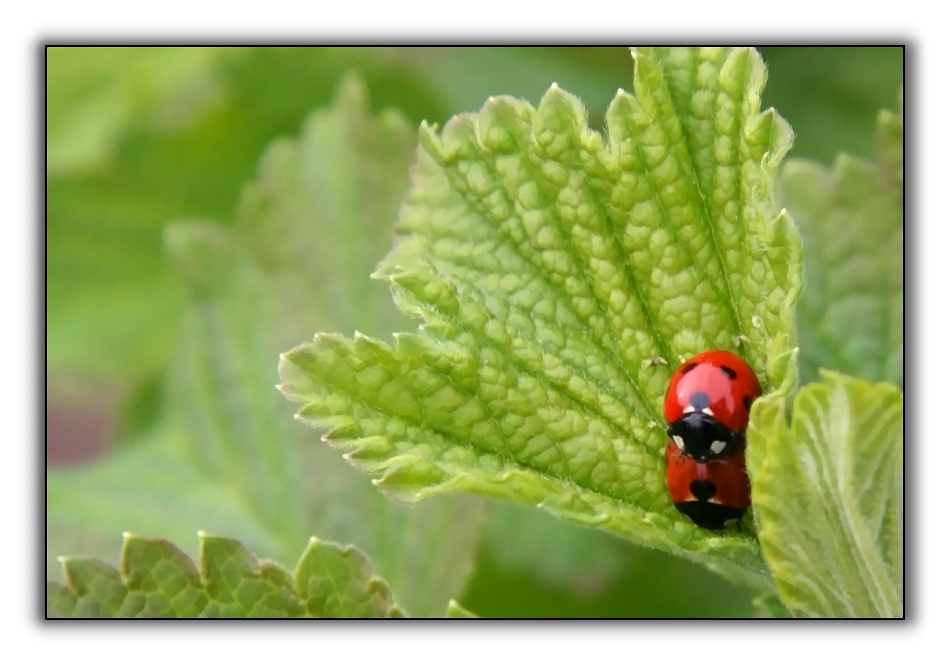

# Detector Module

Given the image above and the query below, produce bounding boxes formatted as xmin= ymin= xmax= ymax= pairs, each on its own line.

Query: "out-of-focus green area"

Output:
xmin=47 ymin=47 xmax=903 ymax=618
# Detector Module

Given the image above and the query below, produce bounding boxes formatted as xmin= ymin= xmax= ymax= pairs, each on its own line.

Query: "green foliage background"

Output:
xmin=47 ymin=47 xmax=903 ymax=618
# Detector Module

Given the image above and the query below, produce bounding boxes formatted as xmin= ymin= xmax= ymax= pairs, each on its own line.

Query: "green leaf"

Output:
xmin=48 ymin=533 xmax=403 ymax=618
xmin=232 ymin=72 xmax=416 ymax=340
xmin=445 ymin=599 xmax=479 ymax=618
xmin=167 ymin=77 xmax=488 ymax=616
xmin=780 ymin=90 xmax=903 ymax=386
xmin=746 ymin=372 xmax=903 ymax=617
xmin=49 ymin=77 xmax=487 ymax=618
xmin=291 ymin=537 xmax=403 ymax=618
xmin=164 ymin=221 xmax=306 ymax=553
xmin=280 ymin=47 xmax=802 ymax=586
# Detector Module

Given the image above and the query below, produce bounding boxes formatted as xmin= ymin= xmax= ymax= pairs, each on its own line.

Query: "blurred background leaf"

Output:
xmin=779 ymin=89 xmax=903 ymax=387
xmin=47 ymin=47 xmax=903 ymax=617
xmin=49 ymin=73 xmax=483 ymax=618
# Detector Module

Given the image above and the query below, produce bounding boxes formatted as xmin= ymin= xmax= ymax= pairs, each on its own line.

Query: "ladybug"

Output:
xmin=665 ymin=442 xmax=751 ymax=530
xmin=663 ymin=350 xmax=761 ymax=462
xmin=662 ymin=350 xmax=762 ymax=529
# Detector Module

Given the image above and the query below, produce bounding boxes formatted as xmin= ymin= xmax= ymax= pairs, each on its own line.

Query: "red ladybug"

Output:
xmin=662 ymin=350 xmax=761 ymax=529
xmin=663 ymin=350 xmax=761 ymax=462
xmin=665 ymin=442 xmax=751 ymax=530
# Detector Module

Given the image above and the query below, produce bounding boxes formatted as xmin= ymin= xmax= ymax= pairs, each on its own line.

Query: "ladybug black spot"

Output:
xmin=719 ymin=365 xmax=737 ymax=379
xmin=743 ymin=395 xmax=754 ymax=412
xmin=674 ymin=501 xmax=747 ymax=530
xmin=689 ymin=479 xmax=716 ymax=502
xmin=689 ymin=391 xmax=710 ymax=410
xmin=681 ymin=363 xmax=697 ymax=374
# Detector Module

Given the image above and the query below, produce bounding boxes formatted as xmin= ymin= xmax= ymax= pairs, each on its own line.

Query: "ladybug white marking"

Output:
xmin=702 ymin=407 xmax=714 ymax=416
xmin=683 ymin=405 xmax=695 ymax=414
xmin=710 ymin=440 xmax=727 ymax=455
xmin=673 ymin=435 xmax=685 ymax=450
xmin=723 ymin=518 xmax=739 ymax=527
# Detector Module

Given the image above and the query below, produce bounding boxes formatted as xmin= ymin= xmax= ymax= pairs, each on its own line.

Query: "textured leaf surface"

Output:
xmin=780 ymin=91 xmax=903 ymax=386
xmin=48 ymin=534 xmax=402 ymax=618
xmin=746 ymin=372 xmax=903 ymax=617
xmin=281 ymin=47 xmax=802 ymax=585
xmin=48 ymin=78 xmax=487 ymax=618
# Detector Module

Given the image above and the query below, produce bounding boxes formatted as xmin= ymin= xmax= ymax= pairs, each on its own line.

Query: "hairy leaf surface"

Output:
xmin=746 ymin=372 xmax=903 ymax=617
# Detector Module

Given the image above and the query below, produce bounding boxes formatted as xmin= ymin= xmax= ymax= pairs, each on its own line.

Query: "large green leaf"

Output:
xmin=48 ymin=534 xmax=403 ymax=618
xmin=746 ymin=372 xmax=903 ymax=617
xmin=280 ymin=47 xmax=802 ymax=587
xmin=781 ymin=91 xmax=903 ymax=386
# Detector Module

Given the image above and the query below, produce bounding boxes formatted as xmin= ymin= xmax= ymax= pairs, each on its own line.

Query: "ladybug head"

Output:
xmin=666 ymin=411 xmax=743 ymax=461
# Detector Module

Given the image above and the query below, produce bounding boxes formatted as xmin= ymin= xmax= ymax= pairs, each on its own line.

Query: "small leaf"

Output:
xmin=48 ymin=533 xmax=403 ymax=618
xmin=445 ymin=599 xmax=479 ymax=618
xmin=746 ymin=372 xmax=903 ymax=617
xmin=294 ymin=537 xmax=403 ymax=618
xmin=780 ymin=90 xmax=903 ymax=386
xmin=281 ymin=47 xmax=802 ymax=586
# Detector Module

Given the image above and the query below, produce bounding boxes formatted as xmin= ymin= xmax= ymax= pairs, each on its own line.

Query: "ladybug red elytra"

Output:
xmin=663 ymin=350 xmax=761 ymax=461
xmin=665 ymin=441 xmax=751 ymax=530
xmin=662 ymin=350 xmax=761 ymax=530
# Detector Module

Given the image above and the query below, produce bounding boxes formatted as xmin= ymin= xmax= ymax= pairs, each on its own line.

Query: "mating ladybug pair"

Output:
xmin=662 ymin=350 xmax=761 ymax=530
